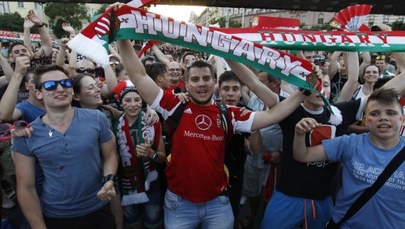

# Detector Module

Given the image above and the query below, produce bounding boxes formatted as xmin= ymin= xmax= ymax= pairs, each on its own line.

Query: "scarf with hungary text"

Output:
xmin=68 ymin=4 xmax=325 ymax=98
xmin=114 ymin=112 xmax=159 ymax=206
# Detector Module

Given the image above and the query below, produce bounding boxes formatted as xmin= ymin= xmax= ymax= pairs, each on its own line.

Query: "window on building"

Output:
xmin=17 ymin=1 xmax=24 ymax=8
xmin=318 ymin=14 xmax=324 ymax=25
xmin=383 ymin=16 xmax=389 ymax=24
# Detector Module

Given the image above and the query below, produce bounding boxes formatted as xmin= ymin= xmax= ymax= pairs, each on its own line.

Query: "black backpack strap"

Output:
xmin=336 ymin=146 xmax=405 ymax=226
xmin=165 ymin=102 xmax=187 ymax=147
xmin=215 ymin=101 xmax=231 ymax=150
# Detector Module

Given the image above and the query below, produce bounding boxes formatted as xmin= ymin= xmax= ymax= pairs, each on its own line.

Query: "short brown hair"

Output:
xmin=366 ymin=88 xmax=403 ymax=114
xmin=33 ymin=65 xmax=67 ymax=89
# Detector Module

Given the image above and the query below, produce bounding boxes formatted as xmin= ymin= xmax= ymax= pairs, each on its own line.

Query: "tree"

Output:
xmin=44 ymin=3 xmax=89 ymax=38
xmin=0 ymin=12 xmax=24 ymax=32
xmin=95 ymin=4 xmax=109 ymax=15
xmin=209 ymin=16 xmax=242 ymax=28
xmin=391 ymin=21 xmax=405 ymax=31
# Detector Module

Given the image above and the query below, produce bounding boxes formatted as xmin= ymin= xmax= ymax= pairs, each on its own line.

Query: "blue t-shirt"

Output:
xmin=323 ymin=134 xmax=405 ymax=228
xmin=16 ymin=100 xmax=46 ymax=123
xmin=12 ymin=108 xmax=113 ymax=218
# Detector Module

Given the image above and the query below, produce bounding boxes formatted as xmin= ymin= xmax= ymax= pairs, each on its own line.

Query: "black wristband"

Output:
xmin=102 ymin=174 xmax=116 ymax=186
xmin=299 ymin=88 xmax=312 ymax=96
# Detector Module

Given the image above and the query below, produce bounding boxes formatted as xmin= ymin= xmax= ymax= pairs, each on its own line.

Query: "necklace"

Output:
xmin=42 ymin=116 xmax=54 ymax=138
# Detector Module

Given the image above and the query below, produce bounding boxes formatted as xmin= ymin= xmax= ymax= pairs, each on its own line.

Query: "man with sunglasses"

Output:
xmin=72 ymin=58 xmax=118 ymax=100
xmin=12 ymin=65 xmax=118 ymax=229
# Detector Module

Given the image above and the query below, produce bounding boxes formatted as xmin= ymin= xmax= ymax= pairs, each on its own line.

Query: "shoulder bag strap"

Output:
xmin=337 ymin=146 xmax=405 ymax=226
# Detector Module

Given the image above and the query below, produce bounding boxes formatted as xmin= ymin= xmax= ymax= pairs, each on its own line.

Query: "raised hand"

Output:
xmin=27 ymin=10 xmax=43 ymax=27
xmin=14 ymin=56 xmax=31 ymax=76
xmin=62 ymin=22 xmax=75 ymax=35
xmin=24 ymin=16 xmax=35 ymax=29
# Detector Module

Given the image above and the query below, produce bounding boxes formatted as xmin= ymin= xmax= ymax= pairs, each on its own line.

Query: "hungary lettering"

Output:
xmin=123 ymin=10 xmax=311 ymax=81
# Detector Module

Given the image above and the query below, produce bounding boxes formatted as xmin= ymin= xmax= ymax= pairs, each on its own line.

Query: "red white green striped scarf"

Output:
xmin=68 ymin=4 xmax=321 ymax=95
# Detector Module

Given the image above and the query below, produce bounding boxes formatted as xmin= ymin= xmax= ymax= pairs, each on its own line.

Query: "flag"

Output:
xmin=68 ymin=4 xmax=321 ymax=96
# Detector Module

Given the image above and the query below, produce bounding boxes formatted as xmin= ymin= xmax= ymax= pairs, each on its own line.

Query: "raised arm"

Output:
xmin=23 ymin=15 xmax=35 ymax=52
xmin=117 ymin=40 xmax=161 ymax=105
xmin=251 ymin=90 xmax=305 ymax=131
xmin=100 ymin=64 xmax=118 ymax=98
xmin=358 ymin=52 xmax=371 ymax=77
xmin=151 ymin=44 xmax=170 ymax=65
xmin=335 ymin=52 xmax=360 ymax=103
xmin=293 ymin=117 xmax=328 ymax=162
xmin=382 ymin=71 xmax=405 ymax=97
xmin=55 ymin=38 xmax=70 ymax=72
xmin=0 ymin=54 xmax=13 ymax=88
xmin=0 ymin=56 xmax=30 ymax=121
xmin=225 ymin=59 xmax=279 ymax=108
xmin=328 ymin=51 xmax=341 ymax=80
xmin=27 ymin=10 xmax=53 ymax=57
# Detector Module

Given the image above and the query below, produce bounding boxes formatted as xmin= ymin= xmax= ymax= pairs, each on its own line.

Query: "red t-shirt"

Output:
xmin=152 ymin=90 xmax=254 ymax=202
xmin=168 ymin=80 xmax=184 ymax=93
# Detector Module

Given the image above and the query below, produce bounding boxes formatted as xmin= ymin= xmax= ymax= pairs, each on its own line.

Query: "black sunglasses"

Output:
xmin=40 ymin=79 xmax=73 ymax=91
xmin=75 ymin=67 xmax=96 ymax=74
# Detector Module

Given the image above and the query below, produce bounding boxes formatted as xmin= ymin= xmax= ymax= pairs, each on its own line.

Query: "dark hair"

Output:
xmin=115 ymin=63 xmax=125 ymax=76
xmin=141 ymin=55 xmax=156 ymax=66
xmin=182 ymin=52 xmax=196 ymax=63
xmin=366 ymin=88 xmax=403 ymax=114
xmin=373 ymin=76 xmax=394 ymax=90
xmin=359 ymin=64 xmax=380 ymax=84
xmin=33 ymin=65 xmax=67 ymax=89
xmin=71 ymin=74 xmax=92 ymax=95
xmin=258 ymin=71 xmax=280 ymax=84
xmin=145 ymin=62 xmax=168 ymax=82
xmin=218 ymin=71 xmax=241 ymax=87
xmin=8 ymin=42 xmax=28 ymax=56
xmin=184 ymin=60 xmax=213 ymax=81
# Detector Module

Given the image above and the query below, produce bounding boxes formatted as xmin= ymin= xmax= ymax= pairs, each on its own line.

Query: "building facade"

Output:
xmin=193 ymin=6 xmax=405 ymax=29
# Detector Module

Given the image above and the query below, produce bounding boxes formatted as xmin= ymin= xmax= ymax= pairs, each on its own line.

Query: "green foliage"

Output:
xmin=209 ymin=16 xmax=242 ymax=28
xmin=44 ymin=3 xmax=89 ymax=38
xmin=303 ymin=23 xmax=334 ymax=31
xmin=0 ymin=12 xmax=24 ymax=32
xmin=391 ymin=21 xmax=405 ymax=31
xmin=95 ymin=4 xmax=109 ymax=15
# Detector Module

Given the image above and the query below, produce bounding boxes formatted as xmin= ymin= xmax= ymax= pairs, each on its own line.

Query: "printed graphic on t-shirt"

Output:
xmin=352 ymin=161 xmax=405 ymax=191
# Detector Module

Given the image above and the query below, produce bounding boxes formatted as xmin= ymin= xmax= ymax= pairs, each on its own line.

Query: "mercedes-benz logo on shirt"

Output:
xmin=195 ymin=114 xmax=212 ymax=130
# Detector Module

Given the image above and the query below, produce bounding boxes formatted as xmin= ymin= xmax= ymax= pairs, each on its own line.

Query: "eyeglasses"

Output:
xmin=40 ymin=79 xmax=73 ymax=91
xmin=0 ymin=120 xmax=29 ymax=142
xmin=75 ymin=67 xmax=96 ymax=74
xmin=109 ymin=61 xmax=120 ymax=66
xmin=169 ymin=68 xmax=182 ymax=72
xmin=376 ymin=55 xmax=386 ymax=60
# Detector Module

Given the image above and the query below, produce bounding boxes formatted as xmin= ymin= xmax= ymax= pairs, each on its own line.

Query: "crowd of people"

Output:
xmin=0 ymin=5 xmax=404 ymax=229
